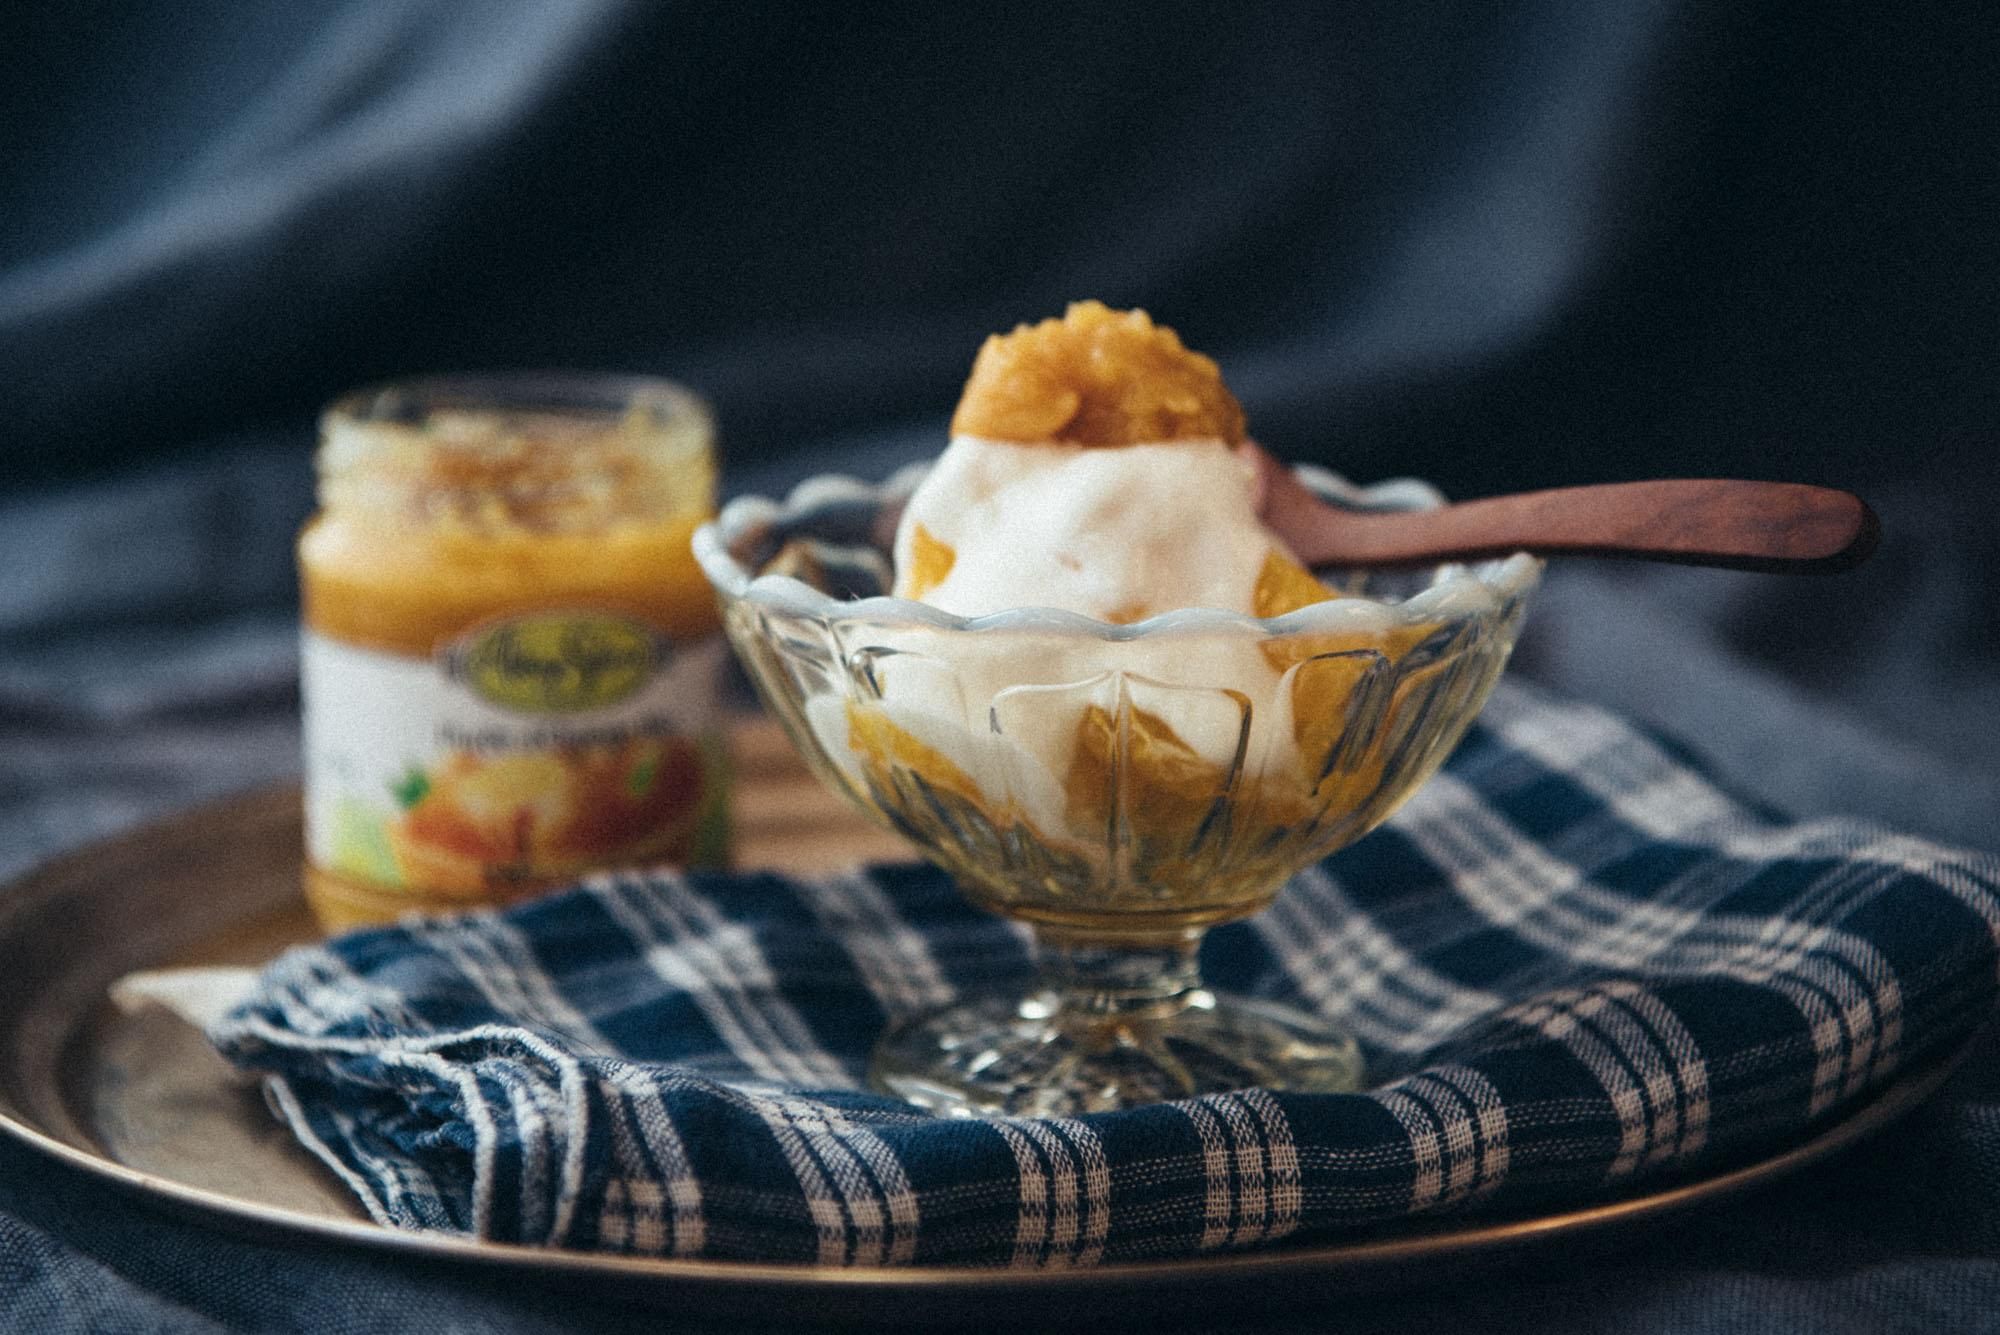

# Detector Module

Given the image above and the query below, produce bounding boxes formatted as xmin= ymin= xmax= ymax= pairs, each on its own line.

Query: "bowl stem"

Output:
xmin=869 ymin=922 xmax=1365 ymax=1117
xmin=1024 ymin=928 xmax=1206 ymax=1023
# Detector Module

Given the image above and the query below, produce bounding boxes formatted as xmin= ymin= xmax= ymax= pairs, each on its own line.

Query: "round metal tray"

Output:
xmin=0 ymin=726 xmax=1959 ymax=1326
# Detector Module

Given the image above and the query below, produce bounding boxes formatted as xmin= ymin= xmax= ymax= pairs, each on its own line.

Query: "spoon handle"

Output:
xmin=1265 ymin=471 xmax=1880 ymax=574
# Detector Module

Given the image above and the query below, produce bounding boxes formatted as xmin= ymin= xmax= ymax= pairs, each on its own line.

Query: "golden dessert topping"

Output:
xmin=1064 ymin=700 xmax=1242 ymax=844
xmin=846 ymin=703 xmax=988 ymax=812
xmin=897 ymin=523 xmax=959 ymax=602
xmin=1253 ymin=549 xmax=1336 ymax=619
xmin=950 ymin=300 xmax=1247 ymax=447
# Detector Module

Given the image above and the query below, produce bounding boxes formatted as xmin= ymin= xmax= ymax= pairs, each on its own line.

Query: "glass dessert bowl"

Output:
xmin=695 ymin=464 xmax=1539 ymax=1116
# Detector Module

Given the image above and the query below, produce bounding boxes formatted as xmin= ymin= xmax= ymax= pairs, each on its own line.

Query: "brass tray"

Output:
xmin=0 ymin=723 xmax=1958 ymax=1327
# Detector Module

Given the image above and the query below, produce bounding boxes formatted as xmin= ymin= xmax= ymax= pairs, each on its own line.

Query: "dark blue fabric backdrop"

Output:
xmin=6 ymin=1 xmax=1993 ymax=500
xmin=2 ymin=2 xmax=1996 ymax=1330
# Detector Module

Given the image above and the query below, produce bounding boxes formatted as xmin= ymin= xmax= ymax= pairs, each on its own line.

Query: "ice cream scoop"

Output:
xmin=890 ymin=436 xmax=1290 ymax=622
xmin=889 ymin=302 xmax=1311 ymax=625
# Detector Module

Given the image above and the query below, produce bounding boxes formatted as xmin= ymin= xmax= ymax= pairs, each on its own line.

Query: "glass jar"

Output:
xmin=298 ymin=373 xmax=730 ymax=932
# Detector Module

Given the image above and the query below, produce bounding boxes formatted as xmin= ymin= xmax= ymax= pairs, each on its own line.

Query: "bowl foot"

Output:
xmin=868 ymin=989 xmax=1363 ymax=1117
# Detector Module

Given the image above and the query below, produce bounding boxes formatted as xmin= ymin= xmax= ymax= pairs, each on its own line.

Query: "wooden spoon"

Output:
xmin=1245 ymin=444 xmax=1880 ymax=574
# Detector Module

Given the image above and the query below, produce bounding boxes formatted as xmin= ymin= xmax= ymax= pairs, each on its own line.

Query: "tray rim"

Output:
xmin=0 ymin=785 xmax=1967 ymax=1297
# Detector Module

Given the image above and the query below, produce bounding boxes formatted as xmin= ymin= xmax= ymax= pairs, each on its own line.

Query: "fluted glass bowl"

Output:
xmin=694 ymin=464 xmax=1540 ymax=1116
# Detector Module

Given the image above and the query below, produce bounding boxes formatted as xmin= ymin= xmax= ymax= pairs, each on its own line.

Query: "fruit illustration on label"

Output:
xmin=327 ymin=796 xmax=399 ymax=886
xmin=387 ymin=737 xmax=708 ymax=894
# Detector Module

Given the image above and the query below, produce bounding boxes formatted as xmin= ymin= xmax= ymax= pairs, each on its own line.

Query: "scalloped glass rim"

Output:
xmin=693 ymin=462 xmax=1542 ymax=636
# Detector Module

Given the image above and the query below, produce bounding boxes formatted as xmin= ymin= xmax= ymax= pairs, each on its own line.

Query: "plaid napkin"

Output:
xmin=210 ymin=681 xmax=2000 ymax=1267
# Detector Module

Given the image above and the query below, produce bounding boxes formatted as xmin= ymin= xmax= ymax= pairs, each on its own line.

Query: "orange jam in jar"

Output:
xmin=298 ymin=373 xmax=730 ymax=931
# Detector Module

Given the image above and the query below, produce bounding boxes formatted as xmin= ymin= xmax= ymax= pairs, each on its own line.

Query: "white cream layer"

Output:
xmin=891 ymin=436 xmax=1275 ymax=619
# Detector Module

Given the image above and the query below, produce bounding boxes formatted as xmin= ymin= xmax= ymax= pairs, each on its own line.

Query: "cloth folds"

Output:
xmin=208 ymin=681 xmax=2000 ymax=1268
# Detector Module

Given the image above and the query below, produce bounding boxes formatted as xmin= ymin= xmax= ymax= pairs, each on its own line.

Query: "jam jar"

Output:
xmin=298 ymin=373 xmax=730 ymax=930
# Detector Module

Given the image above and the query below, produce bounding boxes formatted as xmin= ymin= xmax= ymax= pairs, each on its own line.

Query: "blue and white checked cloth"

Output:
xmin=210 ymin=681 xmax=2000 ymax=1267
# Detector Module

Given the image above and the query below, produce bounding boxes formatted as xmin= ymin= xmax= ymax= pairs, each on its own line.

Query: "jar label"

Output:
xmin=445 ymin=611 xmax=662 ymax=714
xmin=301 ymin=617 xmax=730 ymax=903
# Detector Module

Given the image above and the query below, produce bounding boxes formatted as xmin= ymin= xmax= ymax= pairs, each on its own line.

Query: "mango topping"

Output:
xmin=950 ymin=301 xmax=1246 ymax=447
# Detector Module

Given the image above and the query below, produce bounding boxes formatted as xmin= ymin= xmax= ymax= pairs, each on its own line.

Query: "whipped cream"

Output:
xmin=891 ymin=437 xmax=1276 ymax=620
